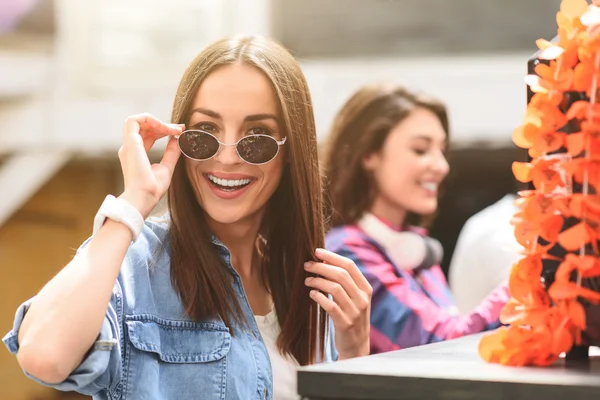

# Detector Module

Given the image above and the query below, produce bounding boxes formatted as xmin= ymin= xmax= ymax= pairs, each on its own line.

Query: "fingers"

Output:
xmin=314 ymin=248 xmax=372 ymax=296
xmin=128 ymin=113 xmax=183 ymax=137
xmin=157 ymin=136 xmax=181 ymax=178
xmin=308 ymin=290 xmax=351 ymax=329
xmin=305 ymin=276 xmax=356 ymax=314
xmin=141 ymin=124 xmax=185 ymax=152
xmin=123 ymin=113 xmax=184 ymax=152
xmin=307 ymin=250 xmax=372 ymax=360
xmin=304 ymin=261 xmax=363 ymax=301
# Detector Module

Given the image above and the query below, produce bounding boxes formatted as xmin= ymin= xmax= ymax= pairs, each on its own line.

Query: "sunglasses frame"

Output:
xmin=177 ymin=129 xmax=287 ymax=165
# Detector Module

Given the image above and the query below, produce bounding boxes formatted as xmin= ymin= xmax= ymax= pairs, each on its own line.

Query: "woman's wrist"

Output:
xmin=119 ymin=190 xmax=156 ymax=220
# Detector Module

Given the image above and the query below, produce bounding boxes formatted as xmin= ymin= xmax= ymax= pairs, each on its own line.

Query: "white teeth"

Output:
xmin=421 ymin=182 xmax=438 ymax=191
xmin=207 ymin=174 xmax=252 ymax=188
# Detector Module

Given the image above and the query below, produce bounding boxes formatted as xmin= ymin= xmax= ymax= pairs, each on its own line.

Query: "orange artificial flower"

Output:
xmin=565 ymin=121 xmax=600 ymax=163
xmin=577 ymin=29 xmax=600 ymax=64
xmin=567 ymin=193 xmax=600 ymax=223
xmin=555 ymin=253 xmax=600 ymax=281
xmin=567 ymin=158 xmax=600 ymax=192
xmin=558 ymin=0 xmax=587 ymax=36
xmin=565 ymin=100 xmax=600 ymax=123
xmin=558 ymin=221 xmax=594 ymax=251
xmin=573 ymin=59 xmax=600 ymax=94
xmin=480 ymin=311 xmax=574 ymax=367
xmin=512 ymin=211 xmax=563 ymax=248
xmin=515 ymin=191 xmax=570 ymax=221
xmin=532 ymin=131 xmax=566 ymax=158
xmin=513 ymin=93 xmax=568 ymax=154
xmin=536 ymin=39 xmax=565 ymax=61
xmin=526 ymin=61 xmax=574 ymax=93
xmin=501 ymin=283 xmax=551 ymax=327
xmin=560 ymin=0 xmax=589 ymax=20
xmin=508 ymin=255 xmax=543 ymax=301
xmin=548 ymin=280 xmax=600 ymax=303
xmin=513 ymin=157 xmax=571 ymax=195
xmin=525 ymin=94 xmax=568 ymax=130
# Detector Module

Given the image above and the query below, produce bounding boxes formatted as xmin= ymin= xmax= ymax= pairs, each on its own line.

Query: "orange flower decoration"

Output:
xmin=567 ymin=158 xmax=600 ymax=192
xmin=573 ymin=58 xmax=600 ymax=93
xmin=513 ymin=156 xmax=571 ymax=195
xmin=512 ymin=211 xmax=563 ymax=249
xmin=565 ymin=121 xmax=600 ymax=157
xmin=526 ymin=61 xmax=574 ymax=93
xmin=565 ymin=100 xmax=600 ymax=123
xmin=558 ymin=220 xmax=596 ymax=251
xmin=479 ymin=0 xmax=600 ymax=367
xmin=479 ymin=309 xmax=576 ymax=366
xmin=515 ymin=190 xmax=570 ymax=220
xmin=507 ymin=255 xmax=548 ymax=304
xmin=513 ymin=93 xmax=568 ymax=156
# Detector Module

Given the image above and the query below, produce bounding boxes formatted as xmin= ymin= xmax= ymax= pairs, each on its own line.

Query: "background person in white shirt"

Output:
xmin=448 ymin=193 xmax=522 ymax=314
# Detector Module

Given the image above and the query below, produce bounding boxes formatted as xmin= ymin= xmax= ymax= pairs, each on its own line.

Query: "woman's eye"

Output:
xmin=196 ymin=122 xmax=217 ymax=132
xmin=412 ymin=148 xmax=427 ymax=156
xmin=248 ymin=127 xmax=271 ymax=136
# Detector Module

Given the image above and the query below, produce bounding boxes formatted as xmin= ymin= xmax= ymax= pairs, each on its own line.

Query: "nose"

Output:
xmin=213 ymin=132 xmax=243 ymax=165
xmin=432 ymin=150 xmax=450 ymax=177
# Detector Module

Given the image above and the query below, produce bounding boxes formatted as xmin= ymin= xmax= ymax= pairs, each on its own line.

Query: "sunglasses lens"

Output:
xmin=237 ymin=135 xmax=279 ymax=164
xmin=179 ymin=131 xmax=219 ymax=160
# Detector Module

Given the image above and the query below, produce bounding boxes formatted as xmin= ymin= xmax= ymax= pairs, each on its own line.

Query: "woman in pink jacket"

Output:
xmin=322 ymin=84 xmax=510 ymax=354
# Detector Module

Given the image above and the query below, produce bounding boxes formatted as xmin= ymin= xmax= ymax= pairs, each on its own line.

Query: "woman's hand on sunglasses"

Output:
xmin=118 ymin=113 xmax=184 ymax=218
xmin=304 ymin=248 xmax=372 ymax=360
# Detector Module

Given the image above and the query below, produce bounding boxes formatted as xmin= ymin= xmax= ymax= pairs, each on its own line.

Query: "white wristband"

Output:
xmin=93 ymin=195 xmax=145 ymax=241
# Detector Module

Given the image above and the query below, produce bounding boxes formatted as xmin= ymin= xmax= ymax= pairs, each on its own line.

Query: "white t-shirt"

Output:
xmin=254 ymin=310 xmax=299 ymax=400
xmin=449 ymin=194 xmax=522 ymax=313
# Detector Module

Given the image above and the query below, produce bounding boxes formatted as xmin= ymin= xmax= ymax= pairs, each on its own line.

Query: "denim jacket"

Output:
xmin=3 ymin=219 xmax=337 ymax=400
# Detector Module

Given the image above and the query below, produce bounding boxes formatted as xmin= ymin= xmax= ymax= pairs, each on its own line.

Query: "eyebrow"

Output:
xmin=189 ymin=108 xmax=279 ymax=123
xmin=411 ymin=134 xmax=448 ymax=142
xmin=411 ymin=135 xmax=448 ymax=148
xmin=410 ymin=135 xmax=433 ymax=142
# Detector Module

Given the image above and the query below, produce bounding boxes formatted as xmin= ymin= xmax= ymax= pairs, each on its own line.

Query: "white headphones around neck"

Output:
xmin=357 ymin=213 xmax=443 ymax=270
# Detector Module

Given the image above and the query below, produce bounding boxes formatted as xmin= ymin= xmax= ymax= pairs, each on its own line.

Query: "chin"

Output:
xmin=409 ymin=200 xmax=438 ymax=217
xmin=202 ymin=202 xmax=254 ymax=225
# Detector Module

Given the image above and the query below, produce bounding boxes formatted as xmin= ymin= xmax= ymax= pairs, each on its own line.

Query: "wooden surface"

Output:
xmin=0 ymin=159 xmax=120 ymax=400
xmin=298 ymin=333 xmax=600 ymax=400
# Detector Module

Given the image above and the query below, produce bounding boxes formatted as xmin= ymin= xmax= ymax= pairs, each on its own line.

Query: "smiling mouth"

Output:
xmin=204 ymin=173 xmax=254 ymax=191
xmin=419 ymin=182 xmax=438 ymax=192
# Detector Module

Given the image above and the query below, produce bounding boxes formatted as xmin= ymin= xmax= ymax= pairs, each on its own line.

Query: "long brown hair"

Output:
xmin=322 ymin=84 xmax=449 ymax=228
xmin=167 ymin=36 xmax=326 ymax=365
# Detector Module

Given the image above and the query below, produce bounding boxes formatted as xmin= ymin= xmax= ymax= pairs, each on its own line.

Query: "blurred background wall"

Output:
xmin=0 ymin=1 xmax=560 ymax=398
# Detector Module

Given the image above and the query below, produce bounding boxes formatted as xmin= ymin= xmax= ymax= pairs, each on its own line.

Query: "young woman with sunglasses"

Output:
xmin=322 ymin=84 xmax=508 ymax=354
xmin=4 ymin=36 xmax=371 ymax=400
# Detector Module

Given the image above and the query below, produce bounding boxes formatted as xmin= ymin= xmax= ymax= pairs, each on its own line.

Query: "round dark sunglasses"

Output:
xmin=177 ymin=130 xmax=287 ymax=165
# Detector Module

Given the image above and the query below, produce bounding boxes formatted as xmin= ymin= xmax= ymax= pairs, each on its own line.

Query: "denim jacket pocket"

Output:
xmin=125 ymin=314 xmax=231 ymax=363
xmin=123 ymin=314 xmax=232 ymax=399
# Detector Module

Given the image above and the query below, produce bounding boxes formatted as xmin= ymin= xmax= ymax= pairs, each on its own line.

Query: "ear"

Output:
xmin=362 ymin=152 xmax=380 ymax=172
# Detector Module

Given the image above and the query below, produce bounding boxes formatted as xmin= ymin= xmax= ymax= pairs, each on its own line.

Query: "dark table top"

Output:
xmin=297 ymin=333 xmax=600 ymax=400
